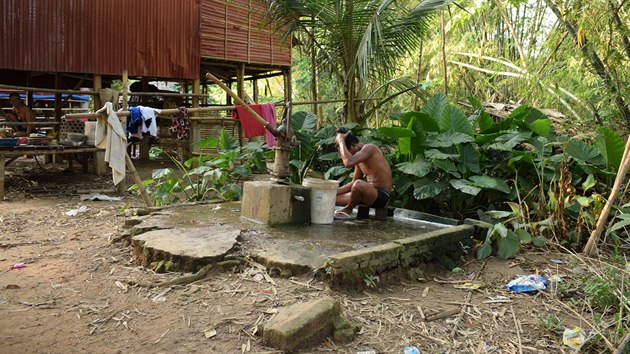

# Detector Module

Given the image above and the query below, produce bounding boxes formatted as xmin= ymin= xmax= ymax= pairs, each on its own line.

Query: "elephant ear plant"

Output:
xmin=132 ymin=129 xmax=273 ymax=206
xmin=377 ymin=93 xmax=625 ymax=258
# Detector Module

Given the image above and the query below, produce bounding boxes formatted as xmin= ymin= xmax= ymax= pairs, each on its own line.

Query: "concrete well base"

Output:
xmin=241 ymin=181 xmax=310 ymax=225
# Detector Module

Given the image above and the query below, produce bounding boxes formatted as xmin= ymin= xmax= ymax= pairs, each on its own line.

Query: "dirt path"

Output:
xmin=0 ymin=163 xmax=585 ymax=353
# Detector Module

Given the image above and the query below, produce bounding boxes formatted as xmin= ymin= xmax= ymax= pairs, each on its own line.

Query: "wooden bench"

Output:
xmin=0 ymin=145 xmax=105 ymax=200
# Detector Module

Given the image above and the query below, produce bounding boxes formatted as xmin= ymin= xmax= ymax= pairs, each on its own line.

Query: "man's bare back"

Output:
xmin=355 ymin=144 xmax=392 ymax=193
xmin=334 ymin=130 xmax=393 ymax=217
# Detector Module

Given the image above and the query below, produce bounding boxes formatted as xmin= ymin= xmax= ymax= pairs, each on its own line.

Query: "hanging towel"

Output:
xmin=137 ymin=105 xmax=160 ymax=137
xmin=232 ymin=104 xmax=265 ymax=138
xmin=260 ymin=103 xmax=277 ymax=147
xmin=95 ymin=102 xmax=127 ymax=185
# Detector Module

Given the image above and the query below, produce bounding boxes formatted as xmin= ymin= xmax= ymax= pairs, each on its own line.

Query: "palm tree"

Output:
xmin=265 ymin=0 xmax=452 ymax=124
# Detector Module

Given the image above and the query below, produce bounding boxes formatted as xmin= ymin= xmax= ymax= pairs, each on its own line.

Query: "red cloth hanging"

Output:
xmin=232 ymin=104 xmax=265 ymax=138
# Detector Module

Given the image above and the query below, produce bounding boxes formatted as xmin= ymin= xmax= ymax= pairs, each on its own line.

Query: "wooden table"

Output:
xmin=0 ymin=145 xmax=105 ymax=200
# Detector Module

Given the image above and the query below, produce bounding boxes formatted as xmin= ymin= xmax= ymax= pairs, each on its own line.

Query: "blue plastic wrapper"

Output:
xmin=505 ymin=274 xmax=548 ymax=293
xmin=404 ymin=346 xmax=421 ymax=354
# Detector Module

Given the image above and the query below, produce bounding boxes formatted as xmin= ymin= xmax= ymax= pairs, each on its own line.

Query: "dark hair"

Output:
xmin=9 ymin=93 xmax=21 ymax=100
xmin=337 ymin=127 xmax=359 ymax=147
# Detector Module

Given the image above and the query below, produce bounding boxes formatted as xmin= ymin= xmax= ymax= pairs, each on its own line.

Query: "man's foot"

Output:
xmin=334 ymin=210 xmax=356 ymax=221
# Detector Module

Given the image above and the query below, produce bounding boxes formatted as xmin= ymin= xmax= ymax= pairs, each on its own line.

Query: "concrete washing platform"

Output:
xmin=127 ymin=202 xmax=474 ymax=282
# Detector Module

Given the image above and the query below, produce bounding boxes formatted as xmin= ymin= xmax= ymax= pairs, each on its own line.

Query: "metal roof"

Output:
xmin=0 ymin=0 xmax=200 ymax=80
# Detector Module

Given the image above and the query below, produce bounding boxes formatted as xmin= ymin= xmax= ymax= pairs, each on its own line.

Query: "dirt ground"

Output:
xmin=0 ymin=159 xmax=604 ymax=353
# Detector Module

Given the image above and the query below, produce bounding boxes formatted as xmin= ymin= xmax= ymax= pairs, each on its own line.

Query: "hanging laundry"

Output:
xmin=259 ymin=103 xmax=277 ymax=147
xmin=127 ymin=107 xmax=143 ymax=138
xmin=95 ymin=102 xmax=127 ymax=185
xmin=232 ymin=104 xmax=265 ymax=138
xmin=137 ymin=105 xmax=160 ymax=137
xmin=170 ymin=107 xmax=190 ymax=140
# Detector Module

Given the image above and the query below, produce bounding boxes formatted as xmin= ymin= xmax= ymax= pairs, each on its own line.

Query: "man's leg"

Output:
xmin=338 ymin=180 xmax=378 ymax=215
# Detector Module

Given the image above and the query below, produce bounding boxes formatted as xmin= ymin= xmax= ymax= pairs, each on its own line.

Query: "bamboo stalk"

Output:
xmin=494 ymin=0 xmax=528 ymax=70
xmin=124 ymin=153 xmax=153 ymax=208
xmin=583 ymin=134 xmax=630 ymax=255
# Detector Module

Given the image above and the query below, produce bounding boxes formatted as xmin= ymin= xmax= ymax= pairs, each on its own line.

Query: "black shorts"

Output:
xmin=370 ymin=189 xmax=390 ymax=208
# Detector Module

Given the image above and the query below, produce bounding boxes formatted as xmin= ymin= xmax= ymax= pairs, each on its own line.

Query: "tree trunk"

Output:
xmin=441 ymin=11 xmax=448 ymax=95
xmin=544 ymin=0 xmax=630 ymax=124
xmin=414 ymin=41 xmax=424 ymax=111
xmin=609 ymin=0 xmax=630 ymax=61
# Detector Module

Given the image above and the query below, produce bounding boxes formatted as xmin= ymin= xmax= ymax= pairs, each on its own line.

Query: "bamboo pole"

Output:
xmin=205 ymin=72 xmax=280 ymax=137
xmin=583 ymin=134 xmax=630 ymax=255
xmin=125 ymin=153 xmax=153 ymax=207
xmin=122 ymin=70 xmax=128 ymax=111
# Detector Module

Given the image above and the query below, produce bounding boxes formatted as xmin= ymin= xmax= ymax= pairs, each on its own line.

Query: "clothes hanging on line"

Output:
xmin=95 ymin=102 xmax=127 ymax=185
xmin=232 ymin=104 xmax=265 ymax=138
xmin=136 ymin=105 xmax=161 ymax=137
xmin=260 ymin=103 xmax=277 ymax=147
xmin=169 ymin=107 xmax=190 ymax=140
xmin=126 ymin=107 xmax=143 ymax=138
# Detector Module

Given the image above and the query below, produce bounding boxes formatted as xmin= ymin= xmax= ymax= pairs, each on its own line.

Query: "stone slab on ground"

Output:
xmin=262 ymin=296 xmax=341 ymax=352
xmin=132 ymin=225 xmax=241 ymax=271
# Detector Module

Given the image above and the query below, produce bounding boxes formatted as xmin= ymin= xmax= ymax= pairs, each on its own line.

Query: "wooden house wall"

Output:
xmin=200 ymin=0 xmax=291 ymax=67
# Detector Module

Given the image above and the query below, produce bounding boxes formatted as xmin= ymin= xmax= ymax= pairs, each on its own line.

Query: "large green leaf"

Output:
xmin=477 ymin=112 xmax=495 ymax=132
xmin=378 ymin=126 xmax=416 ymax=138
xmin=401 ymin=111 xmax=439 ymax=132
xmin=439 ymin=105 xmax=475 ymax=135
xmin=476 ymin=240 xmax=492 ymax=260
xmin=433 ymin=159 xmax=461 ymax=178
xmin=425 ymin=149 xmax=457 ymax=160
xmin=324 ymin=165 xmax=349 ymax=179
xmin=486 ymin=131 xmax=532 ymax=151
xmin=475 ymin=132 xmax=508 ymax=145
xmin=528 ymin=119 xmax=551 ymax=137
xmin=319 ymin=151 xmax=340 ymax=161
xmin=496 ymin=230 xmax=520 ymax=259
xmin=420 ymin=93 xmax=448 ymax=121
xmin=565 ymin=139 xmax=606 ymax=166
xmin=450 ymin=179 xmax=481 ymax=195
xmin=595 ymin=127 xmax=625 ymax=172
xmin=458 ymin=143 xmax=480 ymax=174
xmin=524 ymin=107 xmax=547 ymax=125
xmin=507 ymin=105 xmax=530 ymax=121
xmin=219 ymin=128 xmax=239 ymax=151
xmin=469 ymin=175 xmax=510 ymax=193
xmin=291 ymin=111 xmax=318 ymax=131
xmin=396 ymin=156 xmax=433 ymax=177
xmin=413 ymin=180 xmax=448 ymax=199
xmin=425 ymin=132 xmax=475 ymax=147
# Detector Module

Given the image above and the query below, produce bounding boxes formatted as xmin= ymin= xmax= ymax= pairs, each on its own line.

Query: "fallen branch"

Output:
xmin=157 ymin=264 xmax=213 ymax=287
xmin=583 ymin=133 xmax=630 ymax=255
xmin=426 ymin=307 xmax=460 ymax=322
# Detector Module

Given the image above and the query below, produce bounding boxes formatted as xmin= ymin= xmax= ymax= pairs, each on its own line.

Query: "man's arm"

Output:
xmin=336 ymin=134 xmax=374 ymax=168
xmin=337 ymin=166 xmax=362 ymax=194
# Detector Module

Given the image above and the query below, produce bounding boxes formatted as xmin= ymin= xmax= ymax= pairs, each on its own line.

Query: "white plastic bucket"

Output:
xmin=302 ymin=178 xmax=339 ymax=224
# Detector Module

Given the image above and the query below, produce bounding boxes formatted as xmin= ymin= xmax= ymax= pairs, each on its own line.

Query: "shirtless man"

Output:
xmin=335 ymin=128 xmax=392 ymax=218
xmin=6 ymin=93 xmax=34 ymax=137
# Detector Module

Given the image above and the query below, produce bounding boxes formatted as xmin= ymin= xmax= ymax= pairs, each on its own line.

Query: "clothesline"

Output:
xmin=61 ymin=104 xmax=283 ymax=120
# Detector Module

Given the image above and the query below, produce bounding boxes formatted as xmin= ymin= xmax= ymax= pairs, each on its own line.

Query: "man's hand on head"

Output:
xmin=335 ymin=131 xmax=349 ymax=146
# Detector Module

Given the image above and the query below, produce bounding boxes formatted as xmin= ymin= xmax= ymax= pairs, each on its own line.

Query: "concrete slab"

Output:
xmin=132 ymin=225 xmax=241 ymax=271
xmin=127 ymin=201 xmax=471 ymax=279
